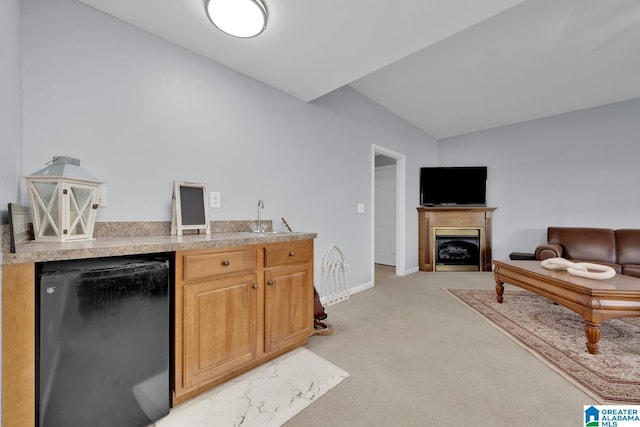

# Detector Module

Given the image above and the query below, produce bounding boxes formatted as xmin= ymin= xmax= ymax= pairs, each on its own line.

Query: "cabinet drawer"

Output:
xmin=265 ymin=240 xmax=313 ymax=267
xmin=183 ymin=249 xmax=257 ymax=281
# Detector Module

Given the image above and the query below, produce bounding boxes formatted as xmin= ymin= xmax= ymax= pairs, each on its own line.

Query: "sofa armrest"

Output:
xmin=535 ymin=243 xmax=563 ymax=260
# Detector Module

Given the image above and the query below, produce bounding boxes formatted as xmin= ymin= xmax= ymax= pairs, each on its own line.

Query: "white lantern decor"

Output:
xmin=26 ymin=156 xmax=103 ymax=242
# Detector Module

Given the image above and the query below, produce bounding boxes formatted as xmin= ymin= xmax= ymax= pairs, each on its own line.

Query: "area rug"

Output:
xmin=155 ymin=348 xmax=349 ymax=427
xmin=446 ymin=288 xmax=640 ymax=404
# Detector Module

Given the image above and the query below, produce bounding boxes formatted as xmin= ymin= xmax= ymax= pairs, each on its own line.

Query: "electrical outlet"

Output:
xmin=210 ymin=192 xmax=221 ymax=208
xmin=357 ymin=203 xmax=365 ymax=213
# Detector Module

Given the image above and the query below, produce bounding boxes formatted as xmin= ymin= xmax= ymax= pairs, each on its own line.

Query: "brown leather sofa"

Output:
xmin=534 ymin=227 xmax=640 ymax=278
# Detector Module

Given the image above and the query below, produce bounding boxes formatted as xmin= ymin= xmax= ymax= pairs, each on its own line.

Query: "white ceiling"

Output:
xmin=77 ymin=0 xmax=640 ymax=139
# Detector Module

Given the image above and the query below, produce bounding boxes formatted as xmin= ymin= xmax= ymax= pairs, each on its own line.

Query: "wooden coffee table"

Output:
xmin=493 ymin=260 xmax=640 ymax=355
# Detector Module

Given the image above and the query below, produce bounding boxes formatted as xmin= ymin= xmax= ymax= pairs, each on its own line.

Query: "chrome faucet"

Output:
xmin=256 ymin=199 xmax=265 ymax=232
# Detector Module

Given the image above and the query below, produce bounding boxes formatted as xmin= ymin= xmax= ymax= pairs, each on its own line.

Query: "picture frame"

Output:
xmin=171 ymin=182 xmax=211 ymax=236
xmin=8 ymin=203 xmax=33 ymax=252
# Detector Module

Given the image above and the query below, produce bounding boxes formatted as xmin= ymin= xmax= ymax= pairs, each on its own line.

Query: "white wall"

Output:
xmin=1 ymin=1 xmax=23 ymax=421
xmin=21 ymin=0 xmax=438 ymax=289
xmin=0 ymin=0 xmax=23 ymax=223
xmin=439 ymin=98 xmax=640 ymax=261
xmin=17 ymin=0 xmax=640 ymax=283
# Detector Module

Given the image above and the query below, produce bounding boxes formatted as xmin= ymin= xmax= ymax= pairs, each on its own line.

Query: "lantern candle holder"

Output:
xmin=26 ymin=156 xmax=103 ymax=242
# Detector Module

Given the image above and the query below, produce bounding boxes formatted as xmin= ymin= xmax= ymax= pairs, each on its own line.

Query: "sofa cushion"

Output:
xmin=547 ymin=227 xmax=617 ymax=264
xmin=615 ymin=229 xmax=640 ymax=266
xmin=621 ymin=265 xmax=640 ymax=278
xmin=534 ymin=243 xmax=562 ymax=260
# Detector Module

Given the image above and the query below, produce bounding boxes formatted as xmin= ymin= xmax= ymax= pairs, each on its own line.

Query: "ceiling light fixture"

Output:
xmin=205 ymin=0 xmax=267 ymax=38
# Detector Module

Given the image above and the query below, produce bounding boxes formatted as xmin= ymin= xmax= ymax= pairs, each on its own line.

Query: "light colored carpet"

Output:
xmin=285 ymin=266 xmax=596 ymax=427
xmin=447 ymin=288 xmax=640 ymax=404
xmin=156 ymin=348 xmax=348 ymax=427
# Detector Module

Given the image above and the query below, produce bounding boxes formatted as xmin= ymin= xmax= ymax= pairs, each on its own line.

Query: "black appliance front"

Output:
xmin=37 ymin=256 xmax=171 ymax=427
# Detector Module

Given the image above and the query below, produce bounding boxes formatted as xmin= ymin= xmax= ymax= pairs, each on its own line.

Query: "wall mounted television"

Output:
xmin=420 ymin=166 xmax=488 ymax=206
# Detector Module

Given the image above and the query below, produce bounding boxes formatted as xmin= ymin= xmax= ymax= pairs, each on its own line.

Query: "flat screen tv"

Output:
xmin=420 ymin=166 xmax=487 ymax=206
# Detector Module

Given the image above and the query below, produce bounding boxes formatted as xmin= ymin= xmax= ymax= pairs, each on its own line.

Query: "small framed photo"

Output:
xmin=171 ymin=182 xmax=210 ymax=236
xmin=8 ymin=203 xmax=33 ymax=252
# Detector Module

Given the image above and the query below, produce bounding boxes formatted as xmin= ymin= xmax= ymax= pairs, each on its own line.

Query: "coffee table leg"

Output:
xmin=495 ymin=281 xmax=504 ymax=303
xmin=584 ymin=322 xmax=601 ymax=355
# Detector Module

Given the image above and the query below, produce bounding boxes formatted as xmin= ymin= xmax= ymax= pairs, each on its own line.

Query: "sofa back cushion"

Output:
xmin=547 ymin=227 xmax=616 ymax=264
xmin=615 ymin=229 xmax=640 ymax=265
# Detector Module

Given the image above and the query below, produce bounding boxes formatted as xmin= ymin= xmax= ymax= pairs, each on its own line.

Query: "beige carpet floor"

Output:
xmin=285 ymin=265 xmax=596 ymax=427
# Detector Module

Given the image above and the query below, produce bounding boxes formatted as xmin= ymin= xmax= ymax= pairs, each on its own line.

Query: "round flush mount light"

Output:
xmin=205 ymin=0 xmax=267 ymax=38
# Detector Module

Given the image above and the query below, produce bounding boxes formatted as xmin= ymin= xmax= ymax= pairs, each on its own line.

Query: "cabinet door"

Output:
xmin=182 ymin=273 xmax=258 ymax=389
xmin=264 ymin=264 xmax=313 ymax=353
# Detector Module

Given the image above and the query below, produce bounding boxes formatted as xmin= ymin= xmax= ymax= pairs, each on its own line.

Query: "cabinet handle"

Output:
xmin=267 ymin=280 xmax=274 ymax=286
xmin=222 ymin=260 xmax=230 ymax=266
xmin=289 ymin=252 xmax=295 ymax=257
xmin=252 ymin=284 xmax=258 ymax=289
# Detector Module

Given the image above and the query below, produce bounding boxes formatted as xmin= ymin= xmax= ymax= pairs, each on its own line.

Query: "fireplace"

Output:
xmin=417 ymin=207 xmax=495 ymax=272
xmin=434 ymin=228 xmax=481 ymax=271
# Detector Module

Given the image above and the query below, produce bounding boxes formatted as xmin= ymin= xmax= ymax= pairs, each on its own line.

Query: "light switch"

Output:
xmin=357 ymin=203 xmax=365 ymax=213
xmin=210 ymin=192 xmax=221 ymax=208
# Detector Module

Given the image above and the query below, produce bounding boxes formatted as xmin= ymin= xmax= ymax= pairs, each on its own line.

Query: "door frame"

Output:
xmin=371 ymin=145 xmax=407 ymax=278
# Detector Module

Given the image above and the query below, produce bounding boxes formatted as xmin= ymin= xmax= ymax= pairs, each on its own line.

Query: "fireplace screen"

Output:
xmin=434 ymin=228 xmax=481 ymax=271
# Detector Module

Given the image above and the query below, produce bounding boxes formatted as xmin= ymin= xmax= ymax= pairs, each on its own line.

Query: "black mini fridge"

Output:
xmin=37 ymin=256 xmax=171 ymax=427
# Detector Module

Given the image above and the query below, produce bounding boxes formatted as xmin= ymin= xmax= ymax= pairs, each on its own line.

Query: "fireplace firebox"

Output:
xmin=434 ymin=228 xmax=481 ymax=271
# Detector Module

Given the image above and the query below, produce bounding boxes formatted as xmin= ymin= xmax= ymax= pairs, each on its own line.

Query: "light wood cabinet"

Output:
xmin=2 ymin=263 xmax=36 ymax=427
xmin=264 ymin=240 xmax=314 ymax=353
xmin=174 ymin=240 xmax=314 ymax=405
xmin=182 ymin=272 xmax=258 ymax=389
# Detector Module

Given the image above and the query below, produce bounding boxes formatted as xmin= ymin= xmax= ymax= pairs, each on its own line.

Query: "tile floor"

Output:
xmin=154 ymin=348 xmax=348 ymax=427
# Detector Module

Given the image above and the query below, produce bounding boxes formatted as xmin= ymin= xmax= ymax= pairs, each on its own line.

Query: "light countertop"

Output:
xmin=2 ymin=221 xmax=316 ymax=265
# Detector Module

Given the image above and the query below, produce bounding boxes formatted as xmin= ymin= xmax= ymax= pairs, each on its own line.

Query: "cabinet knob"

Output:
xmin=222 ymin=260 xmax=230 ymax=266
xmin=289 ymin=252 xmax=295 ymax=257
xmin=267 ymin=280 xmax=274 ymax=286
xmin=252 ymin=284 xmax=258 ymax=289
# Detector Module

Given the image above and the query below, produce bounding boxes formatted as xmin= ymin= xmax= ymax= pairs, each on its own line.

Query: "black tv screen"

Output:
xmin=420 ymin=166 xmax=487 ymax=206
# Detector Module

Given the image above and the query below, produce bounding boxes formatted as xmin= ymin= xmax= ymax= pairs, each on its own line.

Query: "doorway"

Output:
xmin=375 ymin=157 xmax=396 ymax=266
xmin=371 ymin=145 xmax=406 ymax=279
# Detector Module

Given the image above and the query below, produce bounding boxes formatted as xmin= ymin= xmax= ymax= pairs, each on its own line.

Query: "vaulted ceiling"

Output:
xmin=77 ymin=0 xmax=640 ymax=139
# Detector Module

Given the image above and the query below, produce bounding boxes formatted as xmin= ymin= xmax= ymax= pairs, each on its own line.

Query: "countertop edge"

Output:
xmin=2 ymin=232 xmax=317 ymax=265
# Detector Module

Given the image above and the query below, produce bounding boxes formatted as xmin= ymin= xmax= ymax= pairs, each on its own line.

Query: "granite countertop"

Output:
xmin=1 ymin=221 xmax=316 ymax=265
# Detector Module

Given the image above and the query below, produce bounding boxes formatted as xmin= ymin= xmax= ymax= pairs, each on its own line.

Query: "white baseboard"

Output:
xmin=349 ymin=281 xmax=374 ymax=295
xmin=400 ymin=266 xmax=419 ymax=276
xmin=318 ymin=267 xmax=422 ymax=305
xmin=318 ymin=281 xmax=373 ymax=305
xmin=319 ymin=264 xmax=420 ymax=305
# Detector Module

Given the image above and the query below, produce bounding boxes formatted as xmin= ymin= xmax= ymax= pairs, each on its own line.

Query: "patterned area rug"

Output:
xmin=446 ymin=288 xmax=640 ymax=404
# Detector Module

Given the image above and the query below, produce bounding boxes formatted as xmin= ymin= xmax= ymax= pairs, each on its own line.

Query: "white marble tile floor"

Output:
xmin=154 ymin=348 xmax=349 ymax=427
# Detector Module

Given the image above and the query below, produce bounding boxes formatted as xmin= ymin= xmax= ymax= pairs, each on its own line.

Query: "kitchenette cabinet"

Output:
xmin=173 ymin=239 xmax=314 ymax=405
xmin=264 ymin=241 xmax=314 ymax=353
xmin=1 ymin=224 xmax=316 ymax=427
xmin=2 ymin=262 xmax=36 ymax=427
